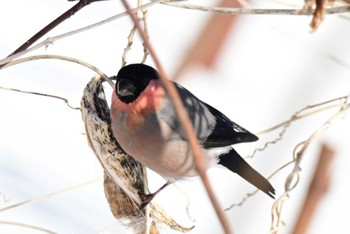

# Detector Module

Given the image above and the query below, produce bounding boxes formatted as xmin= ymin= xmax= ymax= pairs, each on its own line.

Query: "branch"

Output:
xmin=1 ymin=54 xmax=113 ymax=87
xmin=2 ymin=0 xmax=108 ymax=68
xmin=0 ymin=179 xmax=100 ymax=213
xmin=226 ymin=160 xmax=294 ymax=211
xmin=0 ymin=221 xmax=56 ymax=234
xmin=161 ymin=2 xmax=350 ymax=15
xmin=0 ymin=1 xmax=159 ymax=68
xmin=0 ymin=86 xmax=80 ymax=110
xmin=258 ymin=95 xmax=350 ymax=135
xmin=121 ymin=0 xmax=150 ymax=67
xmin=121 ymin=0 xmax=232 ymax=233
xmin=270 ymin=95 xmax=350 ymax=233
xmin=228 ymin=93 xmax=349 ymax=210
xmin=244 ymin=95 xmax=348 ymax=162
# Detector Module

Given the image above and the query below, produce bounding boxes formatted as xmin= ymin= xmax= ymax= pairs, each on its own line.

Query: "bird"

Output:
xmin=110 ymin=63 xmax=275 ymax=208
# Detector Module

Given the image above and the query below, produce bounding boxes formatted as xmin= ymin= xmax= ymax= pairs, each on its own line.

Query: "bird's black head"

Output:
xmin=115 ymin=63 xmax=160 ymax=104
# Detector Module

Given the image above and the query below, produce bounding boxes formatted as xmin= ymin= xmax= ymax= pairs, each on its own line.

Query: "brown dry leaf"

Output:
xmin=81 ymin=75 xmax=192 ymax=233
xmin=310 ymin=0 xmax=327 ymax=32
xmin=301 ymin=0 xmax=350 ymax=31
xmin=300 ymin=0 xmax=327 ymax=32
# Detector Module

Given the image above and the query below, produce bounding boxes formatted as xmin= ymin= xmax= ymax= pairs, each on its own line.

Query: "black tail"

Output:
xmin=218 ymin=148 xmax=275 ymax=198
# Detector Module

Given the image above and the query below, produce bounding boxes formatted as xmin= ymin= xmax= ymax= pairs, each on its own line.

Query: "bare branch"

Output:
xmin=246 ymin=123 xmax=290 ymax=159
xmin=0 ymin=179 xmax=101 ymax=213
xmin=140 ymin=6 xmax=150 ymax=64
xmin=161 ymin=2 xmax=350 ymax=15
xmin=0 ymin=1 xmax=160 ymax=67
xmin=122 ymin=25 xmax=138 ymax=67
xmin=0 ymin=54 xmax=113 ymax=87
xmin=270 ymin=94 xmax=350 ymax=233
xmin=121 ymin=0 xmax=150 ymax=67
xmin=226 ymin=160 xmax=294 ymax=211
xmin=0 ymin=86 xmax=80 ymax=110
xmin=258 ymin=95 xmax=350 ymax=135
xmin=0 ymin=221 xmax=56 ymax=234
xmin=245 ymin=95 xmax=348 ymax=162
xmin=5 ymin=0 xmax=105 ymax=59
xmin=121 ymin=0 xmax=233 ymax=233
xmin=227 ymin=94 xmax=349 ymax=217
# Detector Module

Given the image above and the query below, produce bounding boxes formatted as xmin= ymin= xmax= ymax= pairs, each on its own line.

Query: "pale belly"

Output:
xmin=112 ymin=114 xmax=209 ymax=179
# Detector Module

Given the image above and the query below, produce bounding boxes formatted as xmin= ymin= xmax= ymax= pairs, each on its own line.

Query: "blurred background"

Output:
xmin=1 ymin=0 xmax=350 ymax=233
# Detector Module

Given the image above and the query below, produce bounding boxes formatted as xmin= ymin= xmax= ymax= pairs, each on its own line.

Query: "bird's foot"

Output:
xmin=139 ymin=181 xmax=171 ymax=210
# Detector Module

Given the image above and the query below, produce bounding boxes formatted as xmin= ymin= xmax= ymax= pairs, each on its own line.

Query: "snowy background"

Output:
xmin=1 ymin=0 xmax=350 ymax=233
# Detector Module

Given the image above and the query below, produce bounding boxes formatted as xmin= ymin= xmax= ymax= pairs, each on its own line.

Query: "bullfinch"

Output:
xmin=110 ymin=64 xmax=275 ymax=207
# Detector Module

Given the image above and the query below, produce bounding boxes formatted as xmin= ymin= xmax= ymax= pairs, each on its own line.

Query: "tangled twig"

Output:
xmin=227 ymin=94 xmax=349 ymax=212
xmin=270 ymin=94 xmax=350 ymax=233
xmin=121 ymin=0 xmax=150 ymax=67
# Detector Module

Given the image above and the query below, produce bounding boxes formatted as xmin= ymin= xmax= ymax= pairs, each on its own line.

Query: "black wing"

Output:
xmin=159 ymin=82 xmax=258 ymax=148
xmin=202 ymin=103 xmax=258 ymax=149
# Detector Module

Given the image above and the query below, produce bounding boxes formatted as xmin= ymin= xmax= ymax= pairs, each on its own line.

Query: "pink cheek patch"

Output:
xmin=137 ymin=81 xmax=165 ymax=112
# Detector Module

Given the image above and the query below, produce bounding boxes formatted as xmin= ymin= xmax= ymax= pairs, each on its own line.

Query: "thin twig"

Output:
xmin=0 ymin=221 xmax=56 ymax=234
xmin=263 ymin=18 xmax=350 ymax=71
xmin=5 ymin=0 xmax=105 ymax=58
xmin=0 ymin=86 xmax=80 ymax=110
xmin=229 ymin=95 xmax=349 ymax=210
xmin=121 ymin=0 xmax=232 ymax=233
xmin=0 ymin=179 xmax=101 ymax=213
xmin=258 ymin=95 xmax=349 ymax=135
xmin=161 ymin=2 xmax=350 ymax=15
xmin=225 ymin=160 xmax=294 ymax=211
xmin=0 ymin=54 xmax=113 ymax=87
xmin=121 ymin=0 xmax=150 ymax=67
xmin=246 ymin=95 xmax=348 ymax=162
xmin=121 ymin=25 xmax=138 ymax=67
xmin=270 ymin=94 xmax=350 ymax=233
xmin=246 ymin=123 xmax=290 ymax=159
xmin=0 ymin=1 xmax=161 ymax=67
xmin=140 ymin=7 xmax=150 ymax=64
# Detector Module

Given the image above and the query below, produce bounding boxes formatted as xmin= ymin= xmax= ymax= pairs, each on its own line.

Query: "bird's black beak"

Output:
xmin=116 ymin=78 xmax=136 ymax=97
